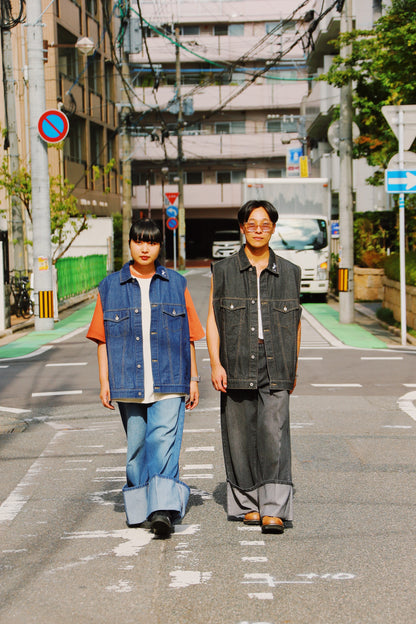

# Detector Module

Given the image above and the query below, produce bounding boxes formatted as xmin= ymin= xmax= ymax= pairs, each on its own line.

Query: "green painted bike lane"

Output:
xmin=0 ymin=301 xmax=387 ymax=361
xmin=302 ymin=303 xmax=387 ymax=349
xmin=0 ymin=301 xmax=96 ymax=360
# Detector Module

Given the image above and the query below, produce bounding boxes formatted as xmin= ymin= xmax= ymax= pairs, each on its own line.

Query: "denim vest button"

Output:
xmin=136 ymin=336 xmax=140 ymax=341
xmin=284 ymin=305 xmax=288 ymax=312
xmin=115 ymin=315 xmax=119 ymax=320
xmin=251 ymin=354 xmax=255 ymax=359
xmin=137 ymin=364 xmax=141 ymax=368
xmin=251 ymin=300 xmax=255 ymax=304
xmin=230 ymin=304 xmax=234 ymax=309
xmin=135 ymin=308 xmax=139 ymax=313
xmin=251 ymin=327 xmax=255 ymax=331
xmin=249 ymin=382 xmax=254 ymax=387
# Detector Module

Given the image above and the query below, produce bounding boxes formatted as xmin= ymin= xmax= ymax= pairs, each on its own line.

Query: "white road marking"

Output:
xmin=403 ymin=384 xmax=416 ymax=387
xmin=169 ymin=571 xmax=212 ymax=588
xmin=0 ymin=432 xmax=61 ymax=525
xmin=184 ymin=428 xmax=216 ymax=433
xmin=106 ymin=580 xmax=132 ymax=593
xmin=242 ymin=557 xmax=268 ymax=562
xmin=0 ymin=365 xmax=9 ymax=368
xmin=240 ymin=541 xmax=265 ymax=546
xmin=45 ymin=362 xmax=87 ymax=367
xmin=247 ymin=593 xmax=273 ymax=600
xmin=0 ymin=405 xmax=31 ymax=414
xmin=383 ymin=425 xmax=412 ymax=429
xmin=182 ymin=474 xmax=213 ymax=479
xmin=361 ymin=356 xmax=403 ymax=360
xmin=32 ymin=390 xmax=83 ymax=397
xmin=183 ymin=464 xmax=213 ymax=470
xmin=190 ymin=488 xmax=212 ymax=500
xmin=311 ymin=383 xmax=362 ymax=388
xmin=63 ymin=528 xmax=153 ymax=557
xmin=299 ymin=357 xmax=323 ymax=361
xmin=397 ymin=391 xmax=416 ymax=421
xmin=96 ymin=467 xmax=125 ymax=472
xmin=185 ymin=446 xmax=215 ymax=452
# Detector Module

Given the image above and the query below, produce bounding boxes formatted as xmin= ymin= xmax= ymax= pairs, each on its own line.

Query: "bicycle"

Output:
xmin=10 ymin=271 xmax=34 ymax=319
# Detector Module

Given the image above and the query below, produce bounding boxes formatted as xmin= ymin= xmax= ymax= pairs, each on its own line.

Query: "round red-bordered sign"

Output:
xmin=38 ymin=110 xmax=70 ymax=143
xmin=166 ymin=217 xmax=178 ymax=231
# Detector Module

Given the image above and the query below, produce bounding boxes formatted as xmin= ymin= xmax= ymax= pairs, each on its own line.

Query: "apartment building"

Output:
xmin=303 ymin=0 xmax=391 ymax=215
xmin=0 ymin=0 xmax=120 ymax=270
xmin=129 ymin=0 xmax=310 ymax=258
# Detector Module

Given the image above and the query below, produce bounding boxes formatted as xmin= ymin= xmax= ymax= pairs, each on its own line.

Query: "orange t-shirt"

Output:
xmin=87 ymin=287 xmax=205 ymax=344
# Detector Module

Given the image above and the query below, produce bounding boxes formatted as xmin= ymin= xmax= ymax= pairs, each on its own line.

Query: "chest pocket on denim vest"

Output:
xmin=219 ymin=298 xmax=246 ymax=331
xmin=162 ymin=304 xmax=186 ymax=332
xmin=103 ymin=309 xmax=130 ymax=337
xmin=272 ymin=301 xmax=299 ymax=329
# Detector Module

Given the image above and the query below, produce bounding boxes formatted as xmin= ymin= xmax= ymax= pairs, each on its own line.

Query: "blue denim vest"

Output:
xmin=212 ymin=246 xmax=301 ymax=391
xmin=99 ymin=261 xmax=191 ymax=400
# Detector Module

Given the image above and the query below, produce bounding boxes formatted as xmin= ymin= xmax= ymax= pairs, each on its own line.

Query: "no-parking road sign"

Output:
xmin=38 ymin=109 xmax=69 ymax=143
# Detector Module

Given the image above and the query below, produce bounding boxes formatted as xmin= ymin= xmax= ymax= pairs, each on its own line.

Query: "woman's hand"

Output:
xmin=186 ymin=380 xmax=200 ymax=410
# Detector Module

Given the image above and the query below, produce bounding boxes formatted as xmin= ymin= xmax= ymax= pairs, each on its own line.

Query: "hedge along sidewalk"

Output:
xmin=0 ymin=301 xmax=96 ymax=360
xmin=302 ymin=303 xmax=387 ymax=349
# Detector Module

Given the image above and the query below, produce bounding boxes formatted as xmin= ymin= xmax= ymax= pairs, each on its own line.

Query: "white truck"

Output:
xmin=242 ymin=178 xmax=331 ymax=299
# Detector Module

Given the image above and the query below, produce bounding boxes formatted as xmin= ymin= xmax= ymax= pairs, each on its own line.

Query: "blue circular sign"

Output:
xmin=38 ymin=110 xmax=69 ymax=143
xmin=166 ymin=217 xmax=178 ymax=231
xmin=166 ymin=205 xmax=178 ymax=217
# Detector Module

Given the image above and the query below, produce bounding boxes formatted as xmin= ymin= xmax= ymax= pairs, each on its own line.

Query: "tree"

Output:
xmin=0 ymin=156 xmax=116 ymax=262
xmin=319 ymin=0 xmax=416 ymax=181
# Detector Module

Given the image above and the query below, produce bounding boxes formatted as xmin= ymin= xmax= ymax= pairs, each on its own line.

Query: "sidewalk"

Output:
xmin=0 ymin=291 xmax=415 ymax=436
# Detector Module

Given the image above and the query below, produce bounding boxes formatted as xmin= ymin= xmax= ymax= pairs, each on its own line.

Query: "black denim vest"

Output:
xmin=212 ymin=246 xmax=301 ymax=391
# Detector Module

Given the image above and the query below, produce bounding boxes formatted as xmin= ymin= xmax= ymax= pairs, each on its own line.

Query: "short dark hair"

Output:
xmin=129 ymin=219 xmax=162 ymax=244
xmin=237 ymin=200 xmax=278 ymax=225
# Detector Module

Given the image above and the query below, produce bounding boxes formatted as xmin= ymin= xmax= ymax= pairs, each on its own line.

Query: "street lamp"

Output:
xmin=75 ymin=37 xmax=95 ymax=56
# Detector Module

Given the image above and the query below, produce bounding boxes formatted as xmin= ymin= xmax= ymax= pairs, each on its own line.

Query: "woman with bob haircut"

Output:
xmin=87 ymin=218 xmax=204 ymax=537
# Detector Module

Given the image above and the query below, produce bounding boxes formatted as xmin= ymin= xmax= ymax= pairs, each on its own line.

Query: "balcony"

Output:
xmin=132 ymin=183 xmax=243 ymax=212
xmin=132 ymin=131 xmax=300 ymax=162
xmin=303 ymin=78 xmax=338 ymax=138
xmin=132 ymin=81 xmax=308 ymax=113
xmin=131 ymin=34 xmax=305 ymax=65
xmin=57 ymin=0 xmax=81 ymax=32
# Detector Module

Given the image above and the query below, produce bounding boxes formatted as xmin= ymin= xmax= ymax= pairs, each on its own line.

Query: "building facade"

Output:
xmin=0 ymin=0 xmax=120 ymax=272
xmin=129 ymin=0 xmax=310 ymax=259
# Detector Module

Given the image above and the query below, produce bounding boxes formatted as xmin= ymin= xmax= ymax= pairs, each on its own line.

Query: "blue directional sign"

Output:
xmin=385 ymin=169 xmax=416 ymax=193
xmin=166 ymin=205 xmax=178 ymax=217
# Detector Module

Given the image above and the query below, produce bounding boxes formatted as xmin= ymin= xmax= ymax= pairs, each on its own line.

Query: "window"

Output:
xmin=266 ymin=20 xmax=296 ymax=34
xmin=216 ymin=170 xmax=246 ymax=184
xmin=64 ymin=117 xmax=84 ymax=163
xmin=88 ymin=54 xmax=101 ymax=94
xmin=267 ymin=169 xmax=284 ymax=178
xmin=105 ymin=62 xmax=114 ymax=101
xmin=185 ymin=171 xmax=202 ymax=184
xmin=90 ymin=123 xmax=103 ymax=166
xmin=267 ymin=117 xmax=298 ymax=133
xmin=215 ymin=121 xmax=246 ymax=134
xmin=181 ymin=25 xmax=200 ymax=36
xmin=132 ymin=172 xmax=155 ymax=186
xmin=214 ymin=23 xmax=244 ymax=36
xmin=86 ymin=0 xmax=98 ymax=16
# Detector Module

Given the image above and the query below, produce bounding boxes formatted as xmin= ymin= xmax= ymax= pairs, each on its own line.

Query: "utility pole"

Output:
xmin=0 ymin=9 xmax=25 ymax=271
xmin=175 ymin=26 xmax=186 ymax=270
xmin=338 ymin=0 xmax=354 ymax=323
xmin=121 ymin=56 xmax=132 ymax=264
xmin=26 ymin=0 xmax=54 ymax=330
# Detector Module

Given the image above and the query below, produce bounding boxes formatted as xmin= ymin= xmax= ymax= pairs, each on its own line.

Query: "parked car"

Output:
xmin=212 ymin=230 xmax=241 ymax=259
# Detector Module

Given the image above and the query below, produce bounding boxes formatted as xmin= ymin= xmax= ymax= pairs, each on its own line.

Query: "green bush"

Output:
xmin=353 ymin=211 xmax=397 ymax=267
xmin=383 ymin=252 xmax=416 ymax=286
xmin=376 ymin=306 xmax=396 ymax=326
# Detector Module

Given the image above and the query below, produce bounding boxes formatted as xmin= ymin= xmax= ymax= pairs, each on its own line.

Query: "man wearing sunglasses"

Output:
xmin=207 ymin=199 xmax=301 ymax=534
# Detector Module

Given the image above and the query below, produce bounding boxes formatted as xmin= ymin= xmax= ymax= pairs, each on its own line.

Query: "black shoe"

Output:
xmin=150 ymin=512 xmax=172 ymax=538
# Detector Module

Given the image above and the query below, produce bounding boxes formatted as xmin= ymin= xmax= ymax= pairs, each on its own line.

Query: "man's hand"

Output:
xmin=211 ymin=363 xmax=228 ymax=393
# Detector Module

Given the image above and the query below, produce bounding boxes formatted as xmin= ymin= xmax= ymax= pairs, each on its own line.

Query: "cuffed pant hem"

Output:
xmin=122 ymin=474 xmax=190 ymax=526
xmin=226 ymin=481 xmax=293 ymax=522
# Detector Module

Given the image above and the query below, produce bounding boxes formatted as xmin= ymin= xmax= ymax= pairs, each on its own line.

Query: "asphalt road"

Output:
xmin=1 ymin=268 xmax=416 ymax=624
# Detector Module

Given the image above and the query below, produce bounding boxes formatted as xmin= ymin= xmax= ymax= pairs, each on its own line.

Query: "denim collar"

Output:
xmin=237 ymin=246 xmax=279 ymax=275
xmin=119 ymin=261 xmax=170 ymax=284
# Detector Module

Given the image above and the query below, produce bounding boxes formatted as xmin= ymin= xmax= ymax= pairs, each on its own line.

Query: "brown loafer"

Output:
xmin=261 ymin=516 xmax=284 ymax=534
xmin=243 ymin=511 xmax=261 ymax=525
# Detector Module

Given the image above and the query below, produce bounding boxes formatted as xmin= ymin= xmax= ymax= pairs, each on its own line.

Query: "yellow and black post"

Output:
xmin=38 ymin=290 xmax=54 ymax=319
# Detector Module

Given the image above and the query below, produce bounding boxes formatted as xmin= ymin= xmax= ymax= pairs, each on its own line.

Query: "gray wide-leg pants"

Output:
xmin=220 ymin=343 xmax=293 ymax=521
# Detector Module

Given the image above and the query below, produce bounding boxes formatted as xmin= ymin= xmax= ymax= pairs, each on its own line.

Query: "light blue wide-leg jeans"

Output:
xmin=118 ymin=398 xmax=190 ymax=526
